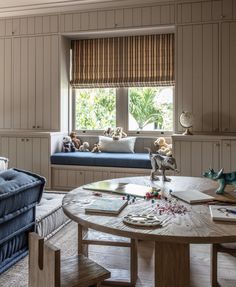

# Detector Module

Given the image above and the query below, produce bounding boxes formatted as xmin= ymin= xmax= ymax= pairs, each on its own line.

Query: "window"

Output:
xmin=72 ymin=86 xmax=173 ymax=134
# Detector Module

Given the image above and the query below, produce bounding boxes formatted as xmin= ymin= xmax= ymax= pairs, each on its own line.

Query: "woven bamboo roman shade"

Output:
xmin=71 ymin=34 xmax=174 ymax=88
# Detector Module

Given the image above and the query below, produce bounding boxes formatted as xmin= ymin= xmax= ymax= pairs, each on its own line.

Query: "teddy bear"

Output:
xmin=111 ymin=127 xmax=127 ymax=140
xmin=62 ymin=136 xmax=76 ymax=152
xmin=91 ymin=143 xmax=101 ymax=153
xmin=103 ymin=127 xmax=113 ymax=137
xmin=69 ymin=131 xmax=81 ymax=150
xmin=154 ymin=137 xmax=172 ymax=157
xmin=78 ymin=142 xmax=90 ymax=152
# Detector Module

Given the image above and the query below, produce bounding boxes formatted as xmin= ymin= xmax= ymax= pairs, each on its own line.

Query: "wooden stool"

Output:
xmin=29 ymin=232 xmax=110 ymax=287
xmin=211 ymin=243 xmax=236 ymax=287
xmin=78 ymin=225 xmax=138 ymax=287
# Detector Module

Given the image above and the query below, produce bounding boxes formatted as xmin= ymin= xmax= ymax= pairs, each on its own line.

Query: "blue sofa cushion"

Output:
xmin=51 ymin=152 xmax=151 ymax=169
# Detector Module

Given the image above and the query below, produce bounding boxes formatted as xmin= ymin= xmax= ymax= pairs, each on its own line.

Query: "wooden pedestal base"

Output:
xmin=155 ymin=242 xmax=190 ymax=287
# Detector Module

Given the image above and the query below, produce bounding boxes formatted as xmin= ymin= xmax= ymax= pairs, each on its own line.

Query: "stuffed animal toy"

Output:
xmin=69 ymin=131 xmax=81 ymax=150
xmin=62 ymin=136 xmax=76 ymax=152
xmin=103 ymin=127 xmax=113 ymax=137
xmin=154 ymin=137 xmax=172 ymax=157
xmin=111 ymin=127 xmax=127 ymax=140
xmin=91 ymin=143 xmax=101 ymax=153
xmin=78 ymin=142 xmax=90 ymax=152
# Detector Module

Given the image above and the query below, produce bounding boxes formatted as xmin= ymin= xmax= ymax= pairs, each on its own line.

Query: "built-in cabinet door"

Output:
xmin=177 ymin=23 xmax=219 ymax=133
xmin=174 ymin=140 xmax=220 ymax=176
xmin=221 ymin=140 xmax=236 ymax=172
xmin=221 ymin=22 xmax=236 ymax=132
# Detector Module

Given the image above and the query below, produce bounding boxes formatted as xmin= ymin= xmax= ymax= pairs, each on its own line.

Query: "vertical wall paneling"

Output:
xmin=4 ymin=38 xmax=12 ymax=129
xmin=42 ymin=16 xmax=50 ymax=34
xmin=50 ymin=15 xmax=58 ymax=33
xmin=20 ymin=18 xmax=28 ymax=35
xmin=212 ymin=0 xmax=222 ymax=20
xmin=13 ymin=38 xmax=21 ymax=129
xmin=27 ymin=17 xmax=35 ymax=35
xmin=64 ymin=14 xmax=73 ymax=32
xmin=151 ymin=6 xmax=161 ymax=25
xmin=132 ymin=8 xmax=142 ymax=26
xmin=191 ymin=141 xmax=202 ymax=176
xmin=72 ymin=13 xmax=80 ymax=31
xmin=0 ymin=19 xmax=6 ymax=36
xmin=9 ymin=137 xmax=17 ymax=167
xmin=180 ymin=141 xmax=191 ymax=176
xmin=28 ymin=37 xmax=36 ymax=129
xmin=12 ymin=18 xmax=20 ymax=35
xmin=229 ymin=141 xmax=236 ymax=170
xmin=181 ymin=3 xmax=192 ymax=23
xmin=160 ymin=5 xmax=171 ymax=24
xmin=51 ymin=35 xmax=59 ymax=130
xmin=141 ymin=7 xmax=151 ymax=26
xmin=124 ymin=8 xmax=133 ymax=27
xmin=16 ymin=138 xmax=25 ymax=169
xmin=212 ymin=24 xmax=219 ymax=132
xmin=35 ymin=36 xmax=43 ymax=128
xmin=115 ymin=9 xmax=123 ymax=28
xmin=32 ymin=138 xmax=41 ymax=174
xmin=81 ymin=12 xmax=89 ymax=30
xmin=222 ymin=140 xmax=231 ymax=172
xmin=89 ymin=11 xmax=98 ymax=30
xmin=1 ymin=137 xmax=9 ymax=159
xmin=191 ymin=2 xmax=202 ymax=23
xmin=25 ymin=138 xmax=33 ymax=171
xmin=98 ymin=11 xmax=106 ymax=29
xmin=222 ymin=0 xmax=233 ymax=19
xmin=176 ymin=26 xmax=183 ymax=132
xmin=202 ymin=142 xmax=213 ymax=172
xmin=0 ymin=39 xmax=4 ymax=128
xmin=202 ymin=1 xmax=212 ymax=22
xmin=5 ymin=19 xmax=12 ymax=36
xmin=43 ymin=36 xmax=51 ymax=130
xmin=35 ymin=16 xmax=43 ymax=34
xmin=106 ymin=10 xmax=115 ymax=28
xmin=20 ymin=37 xmax=28 ymax=129
xmin=41 ymin=138 xmax=50 ymax=187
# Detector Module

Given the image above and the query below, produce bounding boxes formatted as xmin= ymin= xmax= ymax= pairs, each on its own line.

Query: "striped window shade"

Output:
xmin=71 ymin=33 xmax=175 ymax=88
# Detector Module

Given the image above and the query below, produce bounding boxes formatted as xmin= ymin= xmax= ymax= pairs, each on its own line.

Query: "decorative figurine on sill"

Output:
xmin=103 ymin=127 xmax=113 ymax=137
xmin=62 ymin=136 xmax=76 ymax=152
xmin=146 ymin=148 xmax=178 ymax=182
xmin=91 ymin=143 xmax=101 ymax=153
xmin=154 ymin=137 xmax=172 ymax=157
xmin=69 ymin=131 xmax=81 ymax=150
xmin=111 ymin=127 xmax=127 ymax=140
xmin=78 ymin=142 xmax=90 ymax=152
xmin=203 ymin=168 xmax=236 ymax=194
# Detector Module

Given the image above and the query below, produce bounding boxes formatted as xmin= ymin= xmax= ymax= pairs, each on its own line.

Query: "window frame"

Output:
xmin=71 ymin=86 xmax=175 ymax=137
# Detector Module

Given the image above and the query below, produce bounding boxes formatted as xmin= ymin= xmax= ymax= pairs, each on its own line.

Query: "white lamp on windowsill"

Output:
xmin=179 ymin=111 xmax=193 ymax=135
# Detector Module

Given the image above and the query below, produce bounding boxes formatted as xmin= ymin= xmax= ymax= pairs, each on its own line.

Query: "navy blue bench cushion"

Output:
xmin=51 ymin=152 xmax=151 ymax=169
xmin=0 ymin=168 xmax=45 ymax=220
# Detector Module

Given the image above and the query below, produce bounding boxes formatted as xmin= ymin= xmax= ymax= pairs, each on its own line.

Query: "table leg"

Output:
xmin=155 ymin=241 xmax=190 ymax=287
xmin=78 ymin=223 xmax=88 ymax=256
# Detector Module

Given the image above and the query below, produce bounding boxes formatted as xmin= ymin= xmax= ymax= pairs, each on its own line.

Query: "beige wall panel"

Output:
xmin=72 ymin=13 xmax=80 ymax=31
xmin=35 ymin=16 xmax=43 ymax=34
xmin=27 ymin=17 xmax=35 ymax=35
xmin=191 ymin=2 xmax=202 ymax=23
xmin=212 ymin=24 xmax=219 ymax=132
xmin=12 ymin=18 xmax=20 ymax=35
xmin=13 ymin=38 xmax=21 ymax=129
xmin=202 ymin=142 xmax=213 ymax=173
xmin=221 ymin=23 xmax=230 ymax=132
xmin=28 ymin=37 xmax=36 ymax=129
xmin=212 ymin=0 xmax=222 ymax=20
xmin=202 ymin=1 xmax=212 ymax=21
xmin=202 ymin=25 xmax=213 ymax=132
xmin=93 ymin=171 xmax=103 ymax=182
xmin=81 ymin=12 xmax=89 ymax=30
xmin=60 ymin=14 xmax=65 ymax=32
xmin=35 ymin=37 xmax=44 ymax=129
xmin=42 ymin=16 xmax=50 ymax=33
xmin=180 ymin=141 xmax=191 ymax=176
xmin=43 ymin=36 xmax=51 ymax=130
xmin=170 ymin=5 xmax=175 ymax=24
xmin=229 ymin=141 xmax=236 ymax=170
xmin=182 ymin=26 xmax=192 ymax=114
xmin=1 ymin=137 xmax=9 ymax=159
xmin=222 ymin=0 xmax=233 ymax=19
xmin=176 ymin=26 xmax=183 ymax=132
xmin=16 ymin=138 xmax=25 ymax=169
xmin=4 ymin=39 xmax=12 ymax=129
xmin=181 ymin=3 xmax=191 ymax=23
xmin=20 ymin=18 xmax=28 ymax=35
xmin=213 ymin=142 xmax=220 ymax=170
xmin=229 ymin=22 xmax=236 ymax=131
xmin=98 ymin=11 xmax=106 ymax=29
xmin=177 ymin=4 xmax=182 ymax=24
xmin=20 ymin=37 xmax=28 ymax=129
xmin=25 ymin=138 xmax=33 ymax=171
xmin=64 ymin=14 xmax=73 ymax=32
xmin=51 ymin=35 xmax=59 ymax=130
xmin=151 ymin=6 xmax=161 ymax=25
xmin=67 ymin=170 xmax=77 ymax=187
xmin=0 ymin=19 xmax=6 ymax=36
xmin=8 ymin=137 xmax=17 ymax=168
xmin=141 ymin=7 xmax=151 ymax=26
xmin=222 ymin=140 xmax=231 ymax=172
xmin=89 ymin=11 xmax=98 ymax=30
xmin=41 ymin=138 xmax=50 ymax=186
xmin=50 ymin=15 xmax=58 ymax=33
xmin=191 ymin=141 xmax=202 ymax=176
xmin=76 ymin=171 xmax=84 ymax=186
xmin=106 ymin=10 xmax=115 ymax=28
xmin=53 ymin=169 xmax=59 ymax=187
xmin=132 ymin=8 xmax=141 ymax=26
xmin=115 ymin=9 xmax=123 ymax=28
xmin=160 ymin=5 xmax=170 ymax=24
xmin=233 ymin=0 xmax=236 ymax=19
xmin=59 ymin=169 xmax=67 ymax=187
xmin=32 ymin=138 xmax=41 ymax=175
xmin=5 ymin=19 xmax=12 ymax=36
xmin=192 ymin=25 xmax=203 ymax=132
xmin=0 ymin=40 xmax=4 ymax=128
xmin=124 ymin=8 xmax=133 ymax=27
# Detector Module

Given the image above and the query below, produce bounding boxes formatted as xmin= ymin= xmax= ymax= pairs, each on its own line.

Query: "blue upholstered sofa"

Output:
xmin=51 ymin=152 xmax=152 ymax=169
xmin=0 ymin=169 xmax=45 ymax=274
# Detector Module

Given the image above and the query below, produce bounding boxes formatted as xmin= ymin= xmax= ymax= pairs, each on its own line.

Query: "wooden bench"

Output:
xmin=29 ymin=232 xmax=110 ymax=287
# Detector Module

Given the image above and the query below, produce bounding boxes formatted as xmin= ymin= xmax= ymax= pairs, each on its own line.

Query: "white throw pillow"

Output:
xmin=98 ymin=136 xmax=136 ymax=153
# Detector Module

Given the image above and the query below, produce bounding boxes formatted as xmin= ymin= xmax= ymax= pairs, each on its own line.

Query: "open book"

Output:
xmin=85 ymin=198 xmax=128 ymax=215
xmin=171 ymin=190 xmax=214 ymax=204
xmin=83 ymin=181 xmax=160 ymax=198
xmin=209 ymin=205 xmax=236 ymax=222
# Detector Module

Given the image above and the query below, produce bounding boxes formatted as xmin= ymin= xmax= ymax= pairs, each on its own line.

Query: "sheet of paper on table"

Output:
xmin=171 ymin=189 xmax=214 ymax=204
xmin=83 ymin=181 xmax=159 ymax=198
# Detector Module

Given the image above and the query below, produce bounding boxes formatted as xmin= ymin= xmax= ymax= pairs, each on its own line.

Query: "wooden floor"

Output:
xmin=49 ymin=223 xmax=236 ymax=287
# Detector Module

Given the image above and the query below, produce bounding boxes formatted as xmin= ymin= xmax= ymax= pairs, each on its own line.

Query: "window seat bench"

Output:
xmin=51 ymin=152 xmax=151 ymax=191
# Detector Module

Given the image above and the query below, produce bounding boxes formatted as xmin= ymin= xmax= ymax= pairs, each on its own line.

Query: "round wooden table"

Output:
xmin=62 ymin=176 xmax=236 ymax=287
